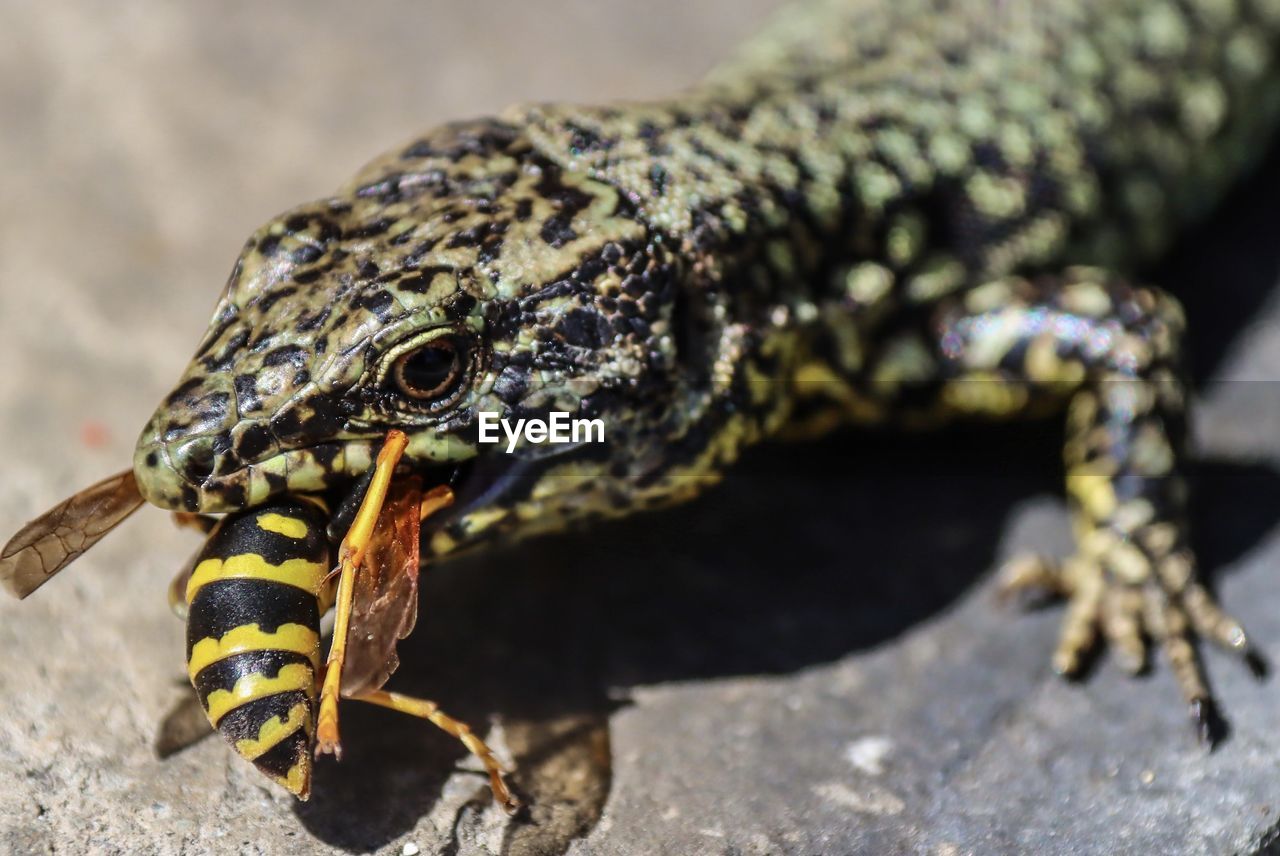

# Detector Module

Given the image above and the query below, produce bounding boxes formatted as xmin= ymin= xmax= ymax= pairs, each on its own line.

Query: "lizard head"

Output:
xmin=133 ymin=120 xmax=696 ymax=557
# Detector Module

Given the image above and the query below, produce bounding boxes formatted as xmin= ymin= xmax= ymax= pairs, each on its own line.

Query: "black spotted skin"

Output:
xmin=129 ymin=0 xmax=1280 ymax=746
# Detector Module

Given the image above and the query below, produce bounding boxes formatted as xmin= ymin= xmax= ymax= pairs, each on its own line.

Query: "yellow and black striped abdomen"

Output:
xmin=185 ymin=499 xmax=332 ymax=799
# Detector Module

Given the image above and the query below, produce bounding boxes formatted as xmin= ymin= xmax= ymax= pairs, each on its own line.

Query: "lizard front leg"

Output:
xmin=881 ymin=267 xmax=1254 ymax=739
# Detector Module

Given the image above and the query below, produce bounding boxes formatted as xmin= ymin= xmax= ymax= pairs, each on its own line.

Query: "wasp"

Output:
xmin=0 ymin=430 xmax=518 ymax=810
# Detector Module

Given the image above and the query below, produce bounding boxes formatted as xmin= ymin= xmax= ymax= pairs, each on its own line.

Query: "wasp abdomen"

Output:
xmin=184 ymin=500 xmax=332 ymax=799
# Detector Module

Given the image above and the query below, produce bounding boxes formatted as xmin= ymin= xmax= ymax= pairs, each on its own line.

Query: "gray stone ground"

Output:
xmin=2 ymin=3 xmax=1280 ymax=855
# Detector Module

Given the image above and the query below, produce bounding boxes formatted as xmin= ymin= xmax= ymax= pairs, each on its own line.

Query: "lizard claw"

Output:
xmin=998 ymin=548 xmax=1252 ymax=742
xmin=1189 ymin=697 xmax=1226 ymax=748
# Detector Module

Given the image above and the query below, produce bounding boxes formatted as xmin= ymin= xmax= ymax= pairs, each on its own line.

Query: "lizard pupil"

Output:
xmin=393 ymin=338 xmax=462 ymax=400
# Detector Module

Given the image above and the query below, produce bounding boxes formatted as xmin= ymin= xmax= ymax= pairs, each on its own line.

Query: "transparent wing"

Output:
xmin=0 ymin=469 xmax=144 ymax=598
xmin=340 ymin=477 xmax=430 ymax=697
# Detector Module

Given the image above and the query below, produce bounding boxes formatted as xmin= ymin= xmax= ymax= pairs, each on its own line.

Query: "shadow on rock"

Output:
xmin=293 ymin=421 xmax=1042 ymax=852
xmin=1158 ymin=141 xmax=1280 ymax=385
xmin=1192 ymin=459 xmax=1280 ymax=575
xmin=292 ymin=426 xmax=1280 ymax=855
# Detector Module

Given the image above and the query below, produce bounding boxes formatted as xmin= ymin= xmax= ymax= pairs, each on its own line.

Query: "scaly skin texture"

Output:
xmin=133 ymin=0 xmax=1280 ymax=727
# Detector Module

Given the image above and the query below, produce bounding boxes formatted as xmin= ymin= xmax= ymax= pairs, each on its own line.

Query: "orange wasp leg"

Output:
xmin=315 ymin=429 xmax=409 ymax=757
xmin=349 ymin=688 xmax=520 ymax=814
xmin=420 ymin=484 xmax=455 ymax=521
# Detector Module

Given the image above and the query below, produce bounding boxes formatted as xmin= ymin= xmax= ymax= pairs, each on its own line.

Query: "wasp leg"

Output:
xmin=419 ymin=484 xmax=455 ymax=521
xmin=172 ymin=511 xmax=219 ymax=534
xmin=168 ymin=514 xmax=221 ymax=620
xmin=166 ymin=547 xmax=205 ymax=621
xmin=315 ymin=429 xmax=409 ymax=758
xmin=167 ymin=564 xmax=191 ymax=620
xmin=349 ymin=688 xmax=520 ymax=814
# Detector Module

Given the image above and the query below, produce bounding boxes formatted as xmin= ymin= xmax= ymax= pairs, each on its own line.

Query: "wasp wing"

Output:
xmin=340 ymin=477 xmax=436 ymax=697
xmin=0 ymin=469 xmax=144 ymax=598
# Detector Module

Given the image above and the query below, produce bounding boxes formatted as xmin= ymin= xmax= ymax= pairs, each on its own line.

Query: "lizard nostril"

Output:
xmin=176 ymin=437 xmax=218 ymax=484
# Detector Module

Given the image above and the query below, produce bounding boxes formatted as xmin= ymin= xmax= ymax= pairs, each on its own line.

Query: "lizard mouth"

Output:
xmin=135 ymin=428 xmax=583 ymax=559
xmin=419 ymin=454 xmax=537 ymax=533
xmin=134 ymin=437 xmax=392 ymax=513
xmin=415 ymin=442 xmax=602 ymax=553
xmin=135 ymin=435 xmax=481 ymax=516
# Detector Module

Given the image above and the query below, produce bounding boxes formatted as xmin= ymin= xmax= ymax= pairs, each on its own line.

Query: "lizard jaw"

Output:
xmin=132 ymin=439 xmax=388 ymax=513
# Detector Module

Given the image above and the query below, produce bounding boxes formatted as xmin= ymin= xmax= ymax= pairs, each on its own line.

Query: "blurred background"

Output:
xmin=0 ymin=1 xmax=778 ymax=445
xmin=2 ymin=3 xmax=1280 ymax=855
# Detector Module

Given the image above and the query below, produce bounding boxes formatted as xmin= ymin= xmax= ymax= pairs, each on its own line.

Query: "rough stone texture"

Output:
xmin=2 ymin=3 xmax=1279 ymax=855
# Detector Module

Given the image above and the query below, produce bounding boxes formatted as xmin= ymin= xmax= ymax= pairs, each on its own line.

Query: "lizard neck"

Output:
xmin=513 ymin=0 xmax=1280 ymax=288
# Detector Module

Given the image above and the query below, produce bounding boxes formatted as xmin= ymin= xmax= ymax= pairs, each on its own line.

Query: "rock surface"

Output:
xmin=2 ymin=3 xmax=1280 ymax=855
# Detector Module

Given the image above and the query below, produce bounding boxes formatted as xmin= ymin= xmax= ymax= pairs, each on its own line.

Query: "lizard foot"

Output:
xmin=998 ymin=550 xmax=1258 ymax=744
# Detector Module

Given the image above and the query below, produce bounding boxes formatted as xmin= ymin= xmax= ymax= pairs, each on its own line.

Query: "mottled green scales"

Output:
xmin=130 ymin=0 xmax=1280 ymax=736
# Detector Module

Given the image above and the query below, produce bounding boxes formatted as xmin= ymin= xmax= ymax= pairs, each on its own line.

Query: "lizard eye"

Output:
xmin=391 ymin=336 xmax=465 ymax=401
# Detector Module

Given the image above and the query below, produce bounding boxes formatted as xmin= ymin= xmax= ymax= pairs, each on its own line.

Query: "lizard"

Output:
xmin=108 ymin=0 xmax=1280 ymax=746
